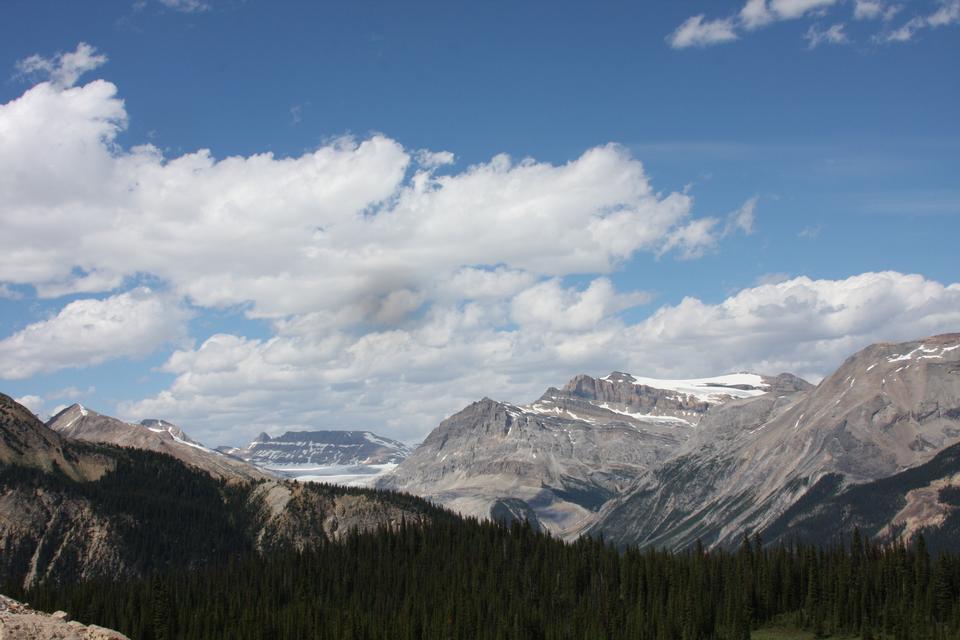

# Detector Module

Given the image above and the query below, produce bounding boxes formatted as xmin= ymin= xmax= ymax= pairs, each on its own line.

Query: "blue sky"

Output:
xmin=0 ymin=0 xmax=958 ymax=445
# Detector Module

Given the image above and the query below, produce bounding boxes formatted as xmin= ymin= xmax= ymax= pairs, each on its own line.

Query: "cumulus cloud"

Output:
xmin=668 ymin=15 xmax=739 ymax=48
xmin=15 ymin=43 xmax=107 ymax=89
xmin=0 ymin=288 xmax=190 ymax=379
xmin=622 ymin=271 xmax=960 ymax=381
xmin=119 ymin=271 xmax=960 ymax=445
xmin=510 ymin=279 xmax=652 ymax=332
xmin=0 ymin=72 xmax=723 ymax=321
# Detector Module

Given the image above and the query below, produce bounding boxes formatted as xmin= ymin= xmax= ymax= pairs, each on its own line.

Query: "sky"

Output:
xmin=0 ymin=0 xmax=958 ymax=446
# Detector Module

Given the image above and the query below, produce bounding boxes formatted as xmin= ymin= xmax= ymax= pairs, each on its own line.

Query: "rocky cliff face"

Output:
xmin=0 ymin=484 xmax=130 ymax=589
xmin=223 ymin=429 xmax=412 ymax=469
xmin=760 ymin=441 xmax=960 ymax=551
xmin=379 ymin=372 xmax=796 ymax=535
xmin=591 ymin=333 xmax=960 ymax=549
xmin=250 ymin=481 xmax=436 ymax=552
xmin=47 ymin=405 xmax=270 ymax=482
xmin=0 ymin=394 xmax=110 ymax=483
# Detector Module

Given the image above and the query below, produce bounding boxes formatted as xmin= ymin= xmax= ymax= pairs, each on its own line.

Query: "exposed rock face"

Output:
xmin=0 ymin=594 xmax=129 ymax=639
xmin=250 ymin=481 xmax=435 ymax=552
xmin=379 ymin=372 xmax=794 ymax=535
xmin=0 ymin=486 xmax=129 ymax=589
xmin=1 ymin=394 xmax=445 ymax=589
xmin=47 ymin=405 xmax=270 ymax=482
xmin=0 ymin=394 xmax=109 ymax=482
xmin=761 ymin=441 xmax=960 ymax=552
xmin=591 ymin=333 xmax=960 ymax=550
xmin=223 ymin=430 xmax=412 ymax=468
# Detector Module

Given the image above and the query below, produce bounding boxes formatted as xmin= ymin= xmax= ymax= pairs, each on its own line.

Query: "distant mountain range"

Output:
xmin=221 ymin=429 xmax=411 ymax=466
xmin=0 ymin=393 xmax=442 ymax=590
xmin=380 ymin=333 xmax=960 ymax=547
xmin=2 ymin=331 xmax=958 ymax=593
xmin=46 ymin=404 xmax=271 ymax=482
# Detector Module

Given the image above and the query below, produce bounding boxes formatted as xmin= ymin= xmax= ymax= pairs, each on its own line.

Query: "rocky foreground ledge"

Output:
xmin=0 ymin=595 xmax=128 ymax=640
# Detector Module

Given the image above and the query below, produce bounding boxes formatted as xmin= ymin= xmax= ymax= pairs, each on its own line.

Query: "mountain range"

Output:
xmin=220 ymin=429 xmax=411 ymax=484
xmin=380 ymin=333 xmax=960 ymax=547
xmin=0 ymin=393 xmax=443 ymax=590
xmin=2 ymin=331 xmax=959 ymax=593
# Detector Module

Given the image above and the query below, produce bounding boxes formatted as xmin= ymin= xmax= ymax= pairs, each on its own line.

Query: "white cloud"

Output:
xmin=675 ymin=0 xmax=953 ymax=47
xmin=0 ymin=72 xmax=722 ymax=322
xmin=805 ymin=22 xmax=850 ymax=47
xmin=158 ymin=0 xmax=209 ymax=12
xmin=881 ymin=0 xmax=960 ymax=41
xmin=415 ymin=149 xmax=456 ymax=168
xmin=0 ymin=288 xmax=190 ymax=379
xmin=668 ymin=15 xmax=739 ymax=48
xmin=740 ymin=0 xmax=776 ymax=29
xmin=725 ymin=196 xmax=758 ymax=236
xmin=854 ymin=0 xmax=881 ymax=19
xmin=15 ymin=395 xmax=45 ymax=417
xmin=0 ymin=284 xmax=22 ymax=300
xmin=510 ymin=278 xmax=652 ymax=332
xmin=622 ymin=271 xmax=960 ymax=381
xmin=769 ymin=0 xmax=840 ymax=20
xmin=119 ymin=271 xmax=960 ymax=446
xmin=15 ymin=43 xmax=107 ymax=89
xmin=46 ymin=386 xmax=96 ymax=401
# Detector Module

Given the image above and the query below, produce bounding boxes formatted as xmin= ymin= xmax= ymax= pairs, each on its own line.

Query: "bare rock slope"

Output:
xmin=379 ymin=371 xmax=797 ymax=535
xmin=591 ymin=333 xmax=960 ymax=549
xmin=47 ymin=405 xmax=271 ymax=482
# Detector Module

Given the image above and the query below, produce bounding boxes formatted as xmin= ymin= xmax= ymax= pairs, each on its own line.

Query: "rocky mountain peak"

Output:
xmin=46 ymin=404 xmax=270 ymax=482
xmin=0 ymin=394 xmax=108 ymax=482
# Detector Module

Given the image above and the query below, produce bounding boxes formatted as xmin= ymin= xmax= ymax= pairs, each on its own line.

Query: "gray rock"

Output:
xmin=46 ymin=405 xmax=271 ymax=482
xmin=590 ymin=333 xmax=960 ymax=550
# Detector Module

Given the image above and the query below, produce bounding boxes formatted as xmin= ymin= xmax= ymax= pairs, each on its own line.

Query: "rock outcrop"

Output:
xmin=0 ymin=594 xmax=128 ymax=639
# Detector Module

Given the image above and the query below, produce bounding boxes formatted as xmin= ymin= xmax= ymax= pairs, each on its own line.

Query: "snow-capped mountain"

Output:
xmin=381 ymin=333 xmax=960 ymax=546
xmin=47 ymin=404 xmax=270 ymax=481
xmin=378 ymin=370 xmax=807 ymax=534
xmin=589 ymin=333 xmax=960 ymax=549
xmin=221 ymin=430 xmax=413 ymax=485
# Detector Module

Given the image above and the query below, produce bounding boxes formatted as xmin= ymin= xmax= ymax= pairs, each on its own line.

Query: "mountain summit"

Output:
xmin=379 ymin=370 xmax=804 ymax=534
xmin=47 ymin=404 xmax=270 ymax=481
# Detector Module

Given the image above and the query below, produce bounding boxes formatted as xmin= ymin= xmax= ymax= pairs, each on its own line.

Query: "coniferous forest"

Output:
xmin=20 ymin=516 xmax=960 ymax=640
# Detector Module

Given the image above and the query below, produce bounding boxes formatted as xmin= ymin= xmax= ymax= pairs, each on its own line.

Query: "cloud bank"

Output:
xmin=3 ymin=45 xmax=959 ymax=446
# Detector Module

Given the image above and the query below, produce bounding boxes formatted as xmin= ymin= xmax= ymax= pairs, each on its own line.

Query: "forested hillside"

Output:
xmin=21 ymin=520 xmax=960 ymax=640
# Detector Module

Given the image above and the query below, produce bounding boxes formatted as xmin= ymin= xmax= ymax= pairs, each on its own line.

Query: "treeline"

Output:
xmin=24 ymin=518 xmax=960 ymax=640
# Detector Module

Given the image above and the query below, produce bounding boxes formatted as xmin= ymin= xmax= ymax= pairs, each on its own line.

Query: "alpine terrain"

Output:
xmin=382 ymin=333 xmax=960 ymax=547
xmin=0 ymin=393 xmax=447 ymax=590
xmin=221 ymin=430 xmax=411 ymax=484
xmin=379 ymin=370 xmax=808 ymax=534
xmin=47 ymin=404 xmax=271 ymax=482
